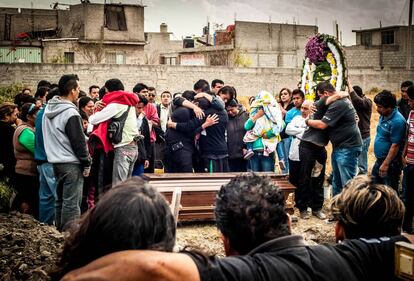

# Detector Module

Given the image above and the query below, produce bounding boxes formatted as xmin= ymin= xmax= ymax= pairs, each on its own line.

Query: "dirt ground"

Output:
xmin=176 ymin=209 xmax=335 ymax=257
xmin=0 ymin=209 xmax=334 ymax=281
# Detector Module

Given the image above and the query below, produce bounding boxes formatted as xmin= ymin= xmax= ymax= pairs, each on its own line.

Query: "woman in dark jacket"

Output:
xmin=226 ymin=99 xmax=249 ymax=172
xmin=0 ymin=102 xmax=19 ymax=185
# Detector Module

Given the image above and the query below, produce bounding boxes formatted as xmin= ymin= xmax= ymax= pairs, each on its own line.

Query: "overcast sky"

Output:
xmin=0 ymin=0 xmax=409 ymax=45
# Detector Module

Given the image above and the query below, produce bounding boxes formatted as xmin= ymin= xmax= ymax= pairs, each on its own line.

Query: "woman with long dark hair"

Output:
xmin=51 ymin=177 xmax=176 ymax=280
xmin=0 ymin=102 xmax=19 ymax=185
xmin=277 ymin=88 xmax=294 ymax=173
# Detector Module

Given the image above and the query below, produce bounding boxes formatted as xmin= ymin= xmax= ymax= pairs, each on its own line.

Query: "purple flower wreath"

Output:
xmin=305 ymin=34 xmax=327 ymax=64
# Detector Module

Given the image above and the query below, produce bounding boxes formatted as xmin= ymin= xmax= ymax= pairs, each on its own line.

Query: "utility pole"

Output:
xmin=335 ymin=21 xmax=339 ymax=40
xmin=407 ymin=0 xmax=413 ymax=70
xmin=380 ymin=21 xmax=383 ymax=69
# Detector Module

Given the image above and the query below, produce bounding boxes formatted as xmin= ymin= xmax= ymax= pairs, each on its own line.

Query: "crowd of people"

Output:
xmin=0 ymin=74 xmax=413 ymax=233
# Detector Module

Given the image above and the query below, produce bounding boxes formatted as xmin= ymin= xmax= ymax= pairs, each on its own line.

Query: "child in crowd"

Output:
xmin=243 ymin=90 xmax=284 ymax=160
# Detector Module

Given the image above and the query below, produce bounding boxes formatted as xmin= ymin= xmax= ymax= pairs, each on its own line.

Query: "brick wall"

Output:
xmin=344 ymin=46 xmax=380 ymax=68
xmin=0 ymin=64 xmax=413 ymax=96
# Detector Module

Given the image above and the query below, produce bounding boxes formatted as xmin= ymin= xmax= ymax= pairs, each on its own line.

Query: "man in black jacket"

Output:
xmin=164 ymin=91 xmax=197 ymax=173
xmin=171 ymin=97 xmax=229 ymax=172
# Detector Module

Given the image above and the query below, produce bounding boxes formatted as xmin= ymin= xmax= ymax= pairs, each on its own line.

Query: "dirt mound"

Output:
xmin=0 ymin=212 xmax=64 ymax=281
xmin=0 ymin=210 xmax=335 ymax=280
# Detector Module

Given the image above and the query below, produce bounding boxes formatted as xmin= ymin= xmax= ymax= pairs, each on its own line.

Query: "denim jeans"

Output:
xmin=249 ymin=151 xmax=275 ymax=172
xmin=132 ymin=163 xmax=145 ymax=177
xmin=37 ymin=163 xmax=56 ymax=225
xmin=276 ymin=137 xmax=291 ymax=174
xmin=358 ymin=137 xmax=370 ymax=174
xmin=372 ymin=157 xmax=403 ymax=192
xmin=54 ymin=163 xmax=84 ymax=231
xmin=331 ymin=146 xmax=361 ymax=196
xmin=113 ymin=143 xmax=138 ymax=185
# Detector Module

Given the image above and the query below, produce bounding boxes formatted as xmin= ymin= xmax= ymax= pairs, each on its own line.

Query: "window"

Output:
xmin=361 ymin=32 xmax=372 ymax=47
xmin=64 ymin=52 xmax=74 ymax=63
xmin=106 ymin=52 xmax=125 ymax=64
xmin=163 ymin=57 xmax=176 ymax=65
xmin=381 ymin=30 xmax=394 ymax=45
xmin=104 ymin=5 xmax=127 ymax=31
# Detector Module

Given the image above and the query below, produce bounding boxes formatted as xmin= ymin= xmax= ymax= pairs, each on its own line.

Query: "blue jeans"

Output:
xmin=357 ymin=137 xmax=370 ymax=174
xmin=37 ymin=163 xmax=57 ymax=225
xmin=132 ymin=163 xmax=145 ymax=177
xmin=331 ymin=147 xmax=361 ymax=196
xmin=277 ymin=138 xmax=291 ymax=174
xmin=249 ymin=151 xmax=275 ymax=172
xmin=54 ymin=163 xmax=84 ymax=231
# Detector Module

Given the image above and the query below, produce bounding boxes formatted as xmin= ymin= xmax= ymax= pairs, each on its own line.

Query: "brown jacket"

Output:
xmin=13 ymin=124 xmax=37 ymax=176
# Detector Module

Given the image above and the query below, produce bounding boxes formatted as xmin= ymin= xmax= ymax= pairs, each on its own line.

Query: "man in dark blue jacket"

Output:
xmin=34 ymin=88 xmax=59 ymax=225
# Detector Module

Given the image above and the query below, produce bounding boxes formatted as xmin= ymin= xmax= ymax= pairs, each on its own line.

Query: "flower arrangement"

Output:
xmin=300 ymin=34 xmax=346 ymax=100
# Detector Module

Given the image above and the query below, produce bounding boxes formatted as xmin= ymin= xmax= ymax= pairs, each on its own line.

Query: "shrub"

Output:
xmin=0 ymin=83 xmax=25 ymax=104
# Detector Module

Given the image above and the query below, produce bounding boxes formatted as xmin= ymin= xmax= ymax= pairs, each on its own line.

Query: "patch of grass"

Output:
xmin=0 ymin=179 xmax=14 ymax=212
xmin=0 ymin=83 xmax=25 ymax=104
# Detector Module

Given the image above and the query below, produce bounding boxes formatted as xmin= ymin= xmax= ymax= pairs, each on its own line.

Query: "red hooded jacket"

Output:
xmin=88 ymin=91 xmax=139 ymax=155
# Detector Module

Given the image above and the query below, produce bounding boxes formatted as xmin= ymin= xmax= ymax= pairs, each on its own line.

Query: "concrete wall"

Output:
xmin=1 ymin=64 xmax=412 ymax=96
xmin=59 ymin=6 xmax=84 ymax=39
xmin=235 ymin=21 xmax=316 ymax=51
xmin=234 ymin=21 xmax=317 ymax=68
xmin=345 ymin=46 xmax=380 ymax=68
xmin=350 ymin=26 xmax=414 ymax=69
xmin=42 ymin=41 xmax=144 ymax=64
xmin=345 ymin=44 xmax=414 ymax=69
xmin=80 ymin=4 xmax=144 ymax=42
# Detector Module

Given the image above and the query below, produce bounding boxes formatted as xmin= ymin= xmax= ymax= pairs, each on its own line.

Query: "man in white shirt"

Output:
xmin=157 ymin=91 xmax=172 ymax=133
xmin=285 ymin=100 xmax=312 ymax=188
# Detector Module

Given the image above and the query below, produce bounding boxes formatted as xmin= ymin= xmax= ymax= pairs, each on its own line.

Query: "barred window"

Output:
xmin=361 ymin=32 xmax=372 ymax=47
xmin=106 ymin=52 xmax=125 ymax=64
xmin=381 ymin=30 xmax=394 ymax=45
xmin=64 ymin=52 xmax=74 ymax=63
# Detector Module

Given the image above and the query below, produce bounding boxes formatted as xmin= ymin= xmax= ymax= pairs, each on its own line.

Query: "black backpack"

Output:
xmin=107 ymin=106 xmax=131 ymax=144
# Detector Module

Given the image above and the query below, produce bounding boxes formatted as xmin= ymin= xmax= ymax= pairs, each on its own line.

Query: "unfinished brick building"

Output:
xmin=0 ymin=3 xmax=146 ymax=64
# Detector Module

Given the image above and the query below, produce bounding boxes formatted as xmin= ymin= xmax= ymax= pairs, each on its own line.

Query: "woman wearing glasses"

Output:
xmin=12 ymin=102 xmax=41 ymax=218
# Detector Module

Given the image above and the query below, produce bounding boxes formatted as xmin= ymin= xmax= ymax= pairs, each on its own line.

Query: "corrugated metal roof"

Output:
xmin=0 ymin=47 xmax=41 ymax=63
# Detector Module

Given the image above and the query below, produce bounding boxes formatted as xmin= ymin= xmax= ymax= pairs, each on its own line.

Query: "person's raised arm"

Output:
xmin=173 ymin=97 xmax=205 ymax=119
xmin=194 ymin=93 xmax=225 ymax=110
xmin=347 ymin=79 xmax=370 ymax=110
xmin=61 ymin=250 xmax=200 ymax=281
xmin=168 ymin=114 xmax=219 ymax=133
xmin=88 ymin=103 xmax=118 ymax=125
xmin=326 ymin=91 xmax=349 ymax=105
xmin=244 ymin=108 xmax=265 ymax=131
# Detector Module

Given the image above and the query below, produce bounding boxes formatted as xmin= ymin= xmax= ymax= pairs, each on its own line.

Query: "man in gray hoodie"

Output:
xmin=42 ymin=74 xmax=91 ymax=231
